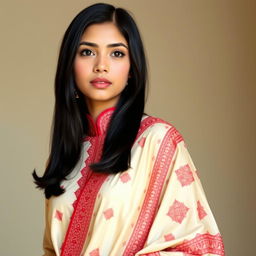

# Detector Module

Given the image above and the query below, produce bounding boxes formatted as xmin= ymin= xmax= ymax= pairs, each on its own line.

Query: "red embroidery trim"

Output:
xmin=60 ymin=136 xmax=107 ymax=256
xmin=123 ymin=127 xmax=182 ymax=256
xmin=61 ymin=172 xmax=109 ymax=256
xmin=85 ymin=107 xmax=115 ymax=137
xmin=135 ymin=116 xmax=182 ymax=143
xmin=166 ymin=233 xmax=225 ymax=255
xmin=73 ymin=137 xmax=98 ymax=209
xmin=97 ymin=107 xmax=115 ymax=135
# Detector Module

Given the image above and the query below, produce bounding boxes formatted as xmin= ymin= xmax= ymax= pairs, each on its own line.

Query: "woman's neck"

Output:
xmin=85 ymin=100 xmax=118 ymax=121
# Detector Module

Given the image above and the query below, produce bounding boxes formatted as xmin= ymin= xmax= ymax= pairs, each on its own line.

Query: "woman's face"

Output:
xmin=73 ymin=22 xmax=130 ymax=110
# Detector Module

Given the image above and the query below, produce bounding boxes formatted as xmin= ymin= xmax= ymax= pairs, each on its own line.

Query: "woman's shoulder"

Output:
xmin=139 ymin=114 xmax=184 ymax=145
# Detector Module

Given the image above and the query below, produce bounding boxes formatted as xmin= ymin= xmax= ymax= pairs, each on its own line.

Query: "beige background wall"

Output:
xmin=0 ymin=0 xmax=255 ymax=255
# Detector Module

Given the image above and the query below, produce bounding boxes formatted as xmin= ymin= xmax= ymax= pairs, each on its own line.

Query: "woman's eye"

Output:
xmin=80 ymin=49 xmax=94 ymax=56
xmin=112 ymin=51 xmax=125 ymax=58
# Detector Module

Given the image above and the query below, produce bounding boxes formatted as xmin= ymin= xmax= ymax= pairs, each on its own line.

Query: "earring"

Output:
xmin=74 ymin=90 xmax=79 ymax=99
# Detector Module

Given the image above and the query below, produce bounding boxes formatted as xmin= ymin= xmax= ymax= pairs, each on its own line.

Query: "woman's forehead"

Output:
xmin=80 ymin=22 xmax=127 ymax=45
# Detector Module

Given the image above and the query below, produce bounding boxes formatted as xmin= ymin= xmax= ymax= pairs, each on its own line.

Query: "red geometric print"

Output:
xmin=166 ymin=233 xmax=225 ymax=255
xmin=120 ymin=172 xmax=131 ymax=183
xmin=103 ymin=208 xmax=114 ymax=220
xmin=89 ymin=248 xmax=100 ymax=256
xmin=175 ymin=164 xmax=194 ymax=187
xmin=138 ymin=136 xmax=146 ymax=147
xmin=124 ymin=125 xmax=183 ymax=256
xmin=197 ymin=201 xmax=207 ymax=220
xmin=54 ymin=210 xmax=63 ymax=221
xmin=164 ymin=233 xmax=175 ymax=241
xmin=167 ymin=200 xmax=189 ymax=224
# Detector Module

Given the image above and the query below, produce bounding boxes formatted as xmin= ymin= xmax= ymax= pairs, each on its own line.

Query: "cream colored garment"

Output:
xmin=42 ymin=109 xmax=225 ymax=256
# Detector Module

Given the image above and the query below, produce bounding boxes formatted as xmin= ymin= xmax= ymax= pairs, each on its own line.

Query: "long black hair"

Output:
xmin=32 ymin=3 xmax=148 ymax=199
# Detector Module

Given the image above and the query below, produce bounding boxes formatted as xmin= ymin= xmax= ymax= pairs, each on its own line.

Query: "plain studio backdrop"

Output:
xmin=0 ymin=0 xmax=255 ymax=255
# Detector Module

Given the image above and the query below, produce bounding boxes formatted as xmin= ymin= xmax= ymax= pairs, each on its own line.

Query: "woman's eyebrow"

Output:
xmin=79 ymin=41 xmax=128 ymax=49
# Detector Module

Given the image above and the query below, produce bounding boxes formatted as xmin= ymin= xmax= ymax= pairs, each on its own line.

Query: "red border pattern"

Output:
xmin=135 ymin=116 xmax=182 ymax=144
xmin=61 ymin=172 xmax=108 ymax=256
xmin=61 ymin=136 xmax=107 ymax=256
xmin=72 ymin=137 xmax=99 ymax=209
xmin=166 ymin=233 xmax=225 ymax=255
xmin=123 ymin=127 xmax=182 ymax=256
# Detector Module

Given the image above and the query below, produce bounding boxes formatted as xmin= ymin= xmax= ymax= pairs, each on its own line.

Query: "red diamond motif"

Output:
xmin=54 ymin=210 xmax=63 ymax=221
xmin=167 ymin=200 xmax=189 ymax=224
xmin=103 ymin=208 xmax=114 ymax=220
xmin=197 ymin=201 xmax=207 ymax=220
xmin=175 ymin=164 xmax=194 ymax=187
xmin=120 ymin=172 xmax=131 ymax=183
xmin=164 ymin=233 xmax=175 ymax=241
xmin=89 ymin=248 xmax=100 ymax=256
xmin=138 ymin=137 xmax=146 ymax=147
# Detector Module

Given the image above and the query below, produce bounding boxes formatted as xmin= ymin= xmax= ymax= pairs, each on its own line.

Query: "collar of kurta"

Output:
xmin=85 ymin=107 xmax=115 ymax=137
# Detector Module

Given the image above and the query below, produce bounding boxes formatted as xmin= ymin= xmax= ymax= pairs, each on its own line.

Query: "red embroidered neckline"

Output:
xmin=85 ymin=107 xmax=115 ymax=137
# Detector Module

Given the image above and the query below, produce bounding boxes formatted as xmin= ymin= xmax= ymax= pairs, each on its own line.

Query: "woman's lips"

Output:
xmin=90 ymin=78 xmax=112 ymax=89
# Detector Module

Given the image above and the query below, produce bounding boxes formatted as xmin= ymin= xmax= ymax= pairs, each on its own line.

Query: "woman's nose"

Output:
xmin=93 ymin=55 xmax=109 ymax=73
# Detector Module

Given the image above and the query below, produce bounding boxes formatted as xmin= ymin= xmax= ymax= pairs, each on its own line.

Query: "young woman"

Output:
xmin=33 ymin=3 xmax=225 ymax=256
